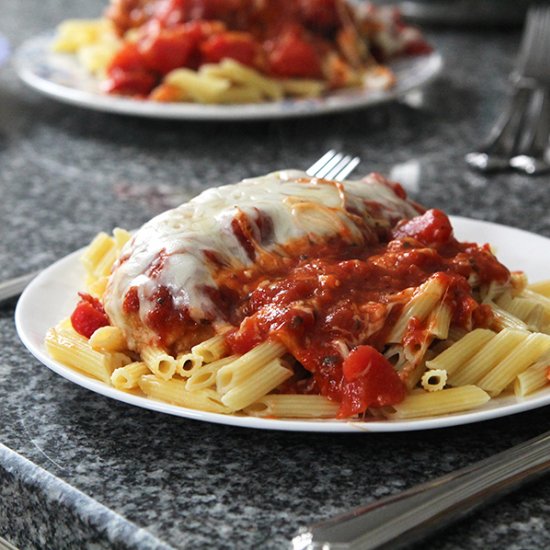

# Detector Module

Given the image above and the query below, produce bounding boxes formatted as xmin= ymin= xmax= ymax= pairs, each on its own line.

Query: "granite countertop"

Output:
xmin=2 ymin=2 xmax=550 ymax=549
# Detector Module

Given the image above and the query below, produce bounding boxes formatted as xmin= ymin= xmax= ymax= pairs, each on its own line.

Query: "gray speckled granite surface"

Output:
xmin=2 ymin=1 xmax=550 ymax=549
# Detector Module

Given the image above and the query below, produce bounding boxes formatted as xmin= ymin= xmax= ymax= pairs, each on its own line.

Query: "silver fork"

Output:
xmin=0 ymin=152 xmax=361 ymax=305
xmin=307 ymin=150 xmax=361 ymax=181
xmin=466 ymin=6 xmax=550 ymax=175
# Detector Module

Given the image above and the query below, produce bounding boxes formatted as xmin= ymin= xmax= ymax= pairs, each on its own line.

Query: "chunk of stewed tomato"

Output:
xmin=104 ymin=43 xmax=158 ymax=96
xmin=201 ymin=31 xmax=261 ymax=68
xmin=70 ymin=293 xmax=110 ymax=339
xmin=392 ymin=209 xmax=453 ymax=246
xmin=339 ymin=345 xmax=405 ymax=417
xmin=266 ymin=26 xmax=323 ymax=78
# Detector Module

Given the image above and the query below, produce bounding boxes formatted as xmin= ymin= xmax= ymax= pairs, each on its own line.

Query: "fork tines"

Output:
xmin=306 ymin=150 xmax=360 ymax=181
xmin=466 ymin=6 xmax=550 ymax=175
xmin=515 ymin=6 xmax=550 ymax=86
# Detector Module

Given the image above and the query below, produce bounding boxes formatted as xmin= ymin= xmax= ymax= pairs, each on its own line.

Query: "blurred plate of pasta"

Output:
xmin=13 ymin=31 xmax=441 ymax=120
xmin=15 ymin=216 xmax=550 ymax=432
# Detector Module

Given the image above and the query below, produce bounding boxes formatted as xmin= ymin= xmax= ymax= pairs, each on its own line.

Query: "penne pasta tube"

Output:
xmin=421 ymin=369 xmax=447 ymax=392
xmin=448 ymin=328 xmax=528 ymax=387
xmin=521 ymin=288 xmax=550 ymax=315
xmin=113 ymin=227 xmax=132 ymax=251
xmin=139 ymin=375 xmax=231 ymax=414
xmin=201 ymin=59 xmax=284 ymax=100
xmin=447 ymin=326 xmax=468 ymax=343
xmin=185 ymin=356 xmax=238 ymax=392
xmin=141 ymin=346 xmax=178 ymax=381
xmin=510 ymin=271 xmax=528 ymax=294
xmin=216 ymin=341 xmax=286 ymax=394
xmin=527 ymin=279 xmax=550 ymax=297
xmin=499 ymin=296 xmax=538 ymax=322
xmin=81 ymin=231 xmax=116 ymax=279
xmin=111 ymin=361 xmax=149 ymax=390
xmin=477 ymin=332 xmax=550 ymax=396
xmin=425 ymin=328 xmax=496 ymax=376
xmin=489 ymin=303 xmax=528 ymax=331
xmin=387 ymin=276 xmax=446 ymax=343
xmin=514 ymin=352 xmax=550 ymax=397
xmin=46 ymin=326 xmax=131 ymax=384
xmin=175 ymin=353 xmax=203 ymax=377
xmin=217 ymin=86 xmax=263 ymax=104
xmin=221 ymin=358 xmax=292 ymax=411
xmin=86 ymin=275 xmax=109 ymax=298
xmin=244 ymin=394 xmax=340 ymax=418
xmin=164 ymin=68 xmax=231 ymax=103
xmin=77 ymin=39 xmax=119 ymax=76
xmin=191 ymin=333 xmax=229 ymax=363
xmin=52 ymin=19 xmax=114 ymax=52
xmin=427 ymin=302 xmax=452 ymax=340
xmin=89 ymin=325 xmax=127 ymax=352
xmin=280 ymin=78 xmax=326 ymax=98
xmin=384 ymin=386 xmax=490 ymax=419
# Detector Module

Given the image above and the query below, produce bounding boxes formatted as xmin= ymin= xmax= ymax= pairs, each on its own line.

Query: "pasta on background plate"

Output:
xmin=46 ymin=170 xmax=550 ymax=421
xmin=51 ymin=0 xmax=432 ymax=104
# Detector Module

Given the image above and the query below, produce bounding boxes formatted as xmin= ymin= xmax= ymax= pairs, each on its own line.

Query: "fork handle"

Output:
xmin=482 ymin=86 xmax=532 ymax=156
xmin=0 ymin=271 xmax=40 ymax=304
xmin=292 ymin=430 xmax=550 ymax=550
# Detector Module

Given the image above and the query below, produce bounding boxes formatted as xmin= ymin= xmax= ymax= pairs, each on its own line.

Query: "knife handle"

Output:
xmin=0 ymin=271 xmax=39 ymax=304
xmin=292 ymin=430 xmax=550 ymax=550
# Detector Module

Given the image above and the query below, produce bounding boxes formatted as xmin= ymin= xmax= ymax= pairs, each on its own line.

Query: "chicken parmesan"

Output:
xmin=46 ymin=171 xmax=550 ymax=421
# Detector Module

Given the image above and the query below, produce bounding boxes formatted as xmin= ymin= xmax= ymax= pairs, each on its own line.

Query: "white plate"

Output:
xmin=14 ymin=33 xmax=442 ymax=120
xmin=15 ymin=216 xmax=550 ymax=432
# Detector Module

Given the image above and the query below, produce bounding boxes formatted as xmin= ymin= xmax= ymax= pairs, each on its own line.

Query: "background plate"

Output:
xmin=14 ymin=33 xmax=443 ymax=120
xmin=15 ymin=216 xmax=550 ymax=432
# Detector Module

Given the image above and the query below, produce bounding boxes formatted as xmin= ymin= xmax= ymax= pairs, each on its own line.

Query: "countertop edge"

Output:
xmin=0 ymin=443 xmax=173 ymax=550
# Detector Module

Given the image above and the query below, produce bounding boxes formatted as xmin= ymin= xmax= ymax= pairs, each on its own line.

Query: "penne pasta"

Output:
xmin=387 ymin=276 xmax=446 ymax=343
xmin=141 ymin=346 xmax=178 ymax=381
xmin=201 ymin=59 xmax=284 ymax=101
xmin=111 ymin=361 xmax=149 ymax=390
xmin=427 ymin=302 xmax=452 ymax=340
xmin=220 ymin=358 xmax=292 ymax=411
xmin=89 ymin=325 xmax=127 ymax=352
xmin=514 ymin=352 xmax=550 ymax=397
xmin=81 ymin=231 xmax=117 ymax=280
xmin=527 ymin=279 xmax=550 ymax=297
xmin=216 ymin=341 xmax=286 ymax=394
xmin=244 ymin=395 xmax=340 ymax=418
xmin=421 ymin=369 xmax=447 ymax=392
xmin=425 ymin=328 xmax=496 ymax=376
xmin=46 ymin=325 xmax=131 ymax=384
xmin=139 ymin=375 xmax=232 ymax=414
xmin=448 ymin=329 xmax=528 ymax=387
xmin=477 ymin=332 xmax=550 ymax=396
xmin=185 ymin=356 xmax=238 ymax=392
xmin=384 ymin=386 xmax=490 ymax=419
xmin=489 ymin=303 xmax=528 ymax=331
xmin=191 ymin=333 xmax=229 ymax=364
xmin=175 ymin=353 xmax=203 ymax=377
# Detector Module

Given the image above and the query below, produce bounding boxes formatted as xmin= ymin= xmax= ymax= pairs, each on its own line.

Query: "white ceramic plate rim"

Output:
xmin=15 ymin=216 xmax=550 ymax=432
xmin=14 ymin=33 xmax=443 ymax=120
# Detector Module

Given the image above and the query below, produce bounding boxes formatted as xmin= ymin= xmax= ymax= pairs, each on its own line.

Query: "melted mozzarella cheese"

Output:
xmin=103 ymin=170 xmax=420 ymax=349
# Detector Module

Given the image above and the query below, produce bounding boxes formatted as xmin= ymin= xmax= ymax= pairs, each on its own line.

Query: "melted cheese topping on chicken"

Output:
xmin=103 ymin=170 xmax=420 ymax=350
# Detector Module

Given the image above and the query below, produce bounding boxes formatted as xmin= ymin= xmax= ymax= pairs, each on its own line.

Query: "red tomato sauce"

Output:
xmin=221 ymin=209 xmax=509 ymax=416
